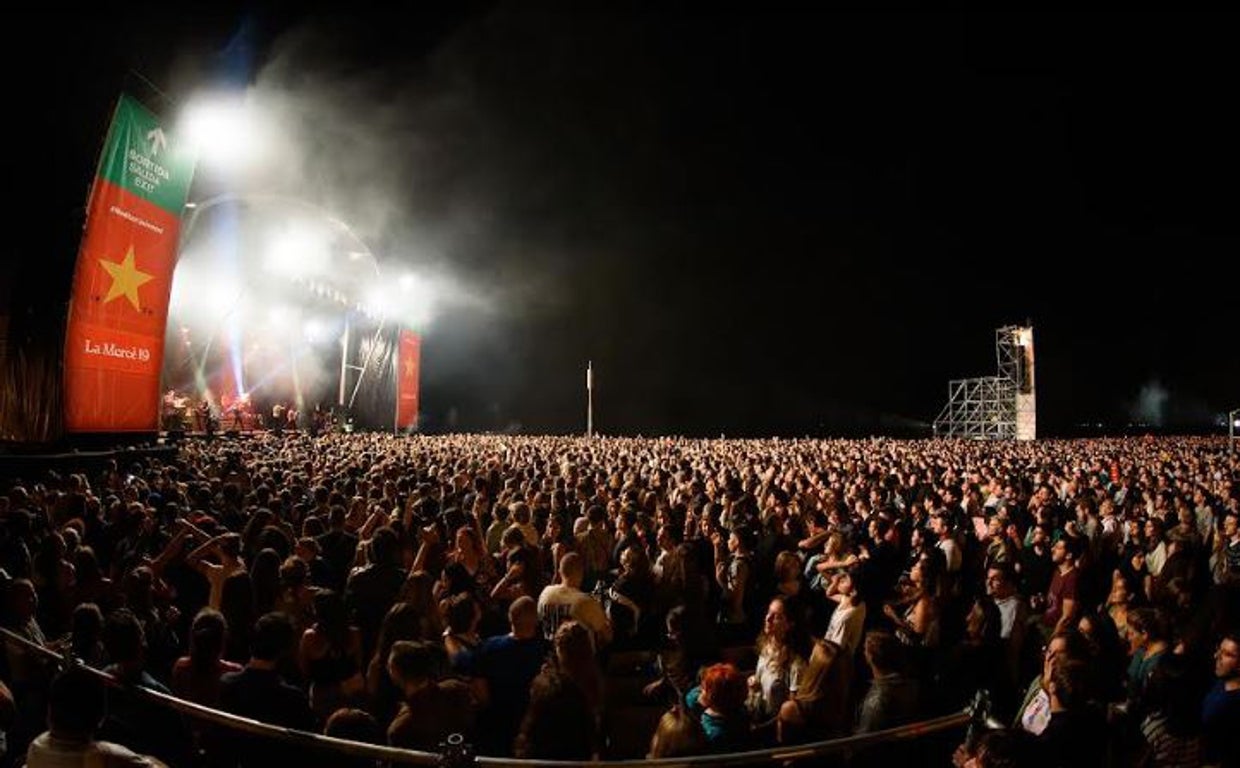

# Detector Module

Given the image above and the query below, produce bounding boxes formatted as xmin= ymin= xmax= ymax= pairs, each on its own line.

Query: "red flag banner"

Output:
xmin=396 ymin=329 xmax=421 ymax=430
xmin=63 ymin=95 xmax=194 ymax=432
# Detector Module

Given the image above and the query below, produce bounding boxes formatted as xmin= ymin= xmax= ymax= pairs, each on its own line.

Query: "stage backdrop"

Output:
xmin=63 ymin=94 xmax=194 ymax=432
xmin=396 ymin=329 xmax=420 ymax=430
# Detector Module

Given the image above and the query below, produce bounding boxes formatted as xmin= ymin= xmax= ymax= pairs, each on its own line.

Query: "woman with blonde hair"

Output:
xmin=553 ymin=620 xmax=604 ymax=721
xmin=810 ymin=532 xmax=859 ymax=584
xmin=777 ymin=638 xmax=850 ymax=743
xmin=648 ymin=704 xmax=708 ymax=758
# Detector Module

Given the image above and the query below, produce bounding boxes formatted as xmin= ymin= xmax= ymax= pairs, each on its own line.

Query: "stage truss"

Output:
xmin=933 ymin=325 xmax=1036 ymax=440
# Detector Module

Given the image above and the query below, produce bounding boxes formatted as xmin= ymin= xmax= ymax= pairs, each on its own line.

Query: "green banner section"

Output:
xmin=98 ymin=94 xmax=195 ymax=214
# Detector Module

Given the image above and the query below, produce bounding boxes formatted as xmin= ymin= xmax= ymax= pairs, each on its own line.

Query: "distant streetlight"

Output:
xmin=1230 ymin=408 xmax=1240 ymax=455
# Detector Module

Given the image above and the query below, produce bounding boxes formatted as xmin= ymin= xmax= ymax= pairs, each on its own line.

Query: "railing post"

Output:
xmin=437 ymin=733 xmax=476 ymax=768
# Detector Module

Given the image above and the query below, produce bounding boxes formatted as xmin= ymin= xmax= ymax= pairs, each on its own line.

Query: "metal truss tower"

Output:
xmin=933 ymin=326 xmax=1036 ymax=440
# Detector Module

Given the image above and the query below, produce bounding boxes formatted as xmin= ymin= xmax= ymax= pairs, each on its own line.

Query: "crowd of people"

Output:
xmin=1 ymin=433 xmax=1239 ymax=767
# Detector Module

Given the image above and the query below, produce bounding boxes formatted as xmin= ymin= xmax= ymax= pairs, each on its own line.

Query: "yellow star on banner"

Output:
xmin=99 ymin=247 xmax=153 ymax=311
xmin=404 ymin=359 xmax=416 ymax=377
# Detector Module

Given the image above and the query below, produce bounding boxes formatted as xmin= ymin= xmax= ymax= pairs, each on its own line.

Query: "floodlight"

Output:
xmin=265 ymin=223 xmax=330 ymax=277
xmin=179 ymin=93 xmax=269 ymax=174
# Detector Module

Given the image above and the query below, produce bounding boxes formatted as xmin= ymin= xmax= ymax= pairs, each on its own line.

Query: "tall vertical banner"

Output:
xmin=395 ymin=329 xmax=421 ymax=430
xmin=63 ymin=95 xmax=195 ymax=432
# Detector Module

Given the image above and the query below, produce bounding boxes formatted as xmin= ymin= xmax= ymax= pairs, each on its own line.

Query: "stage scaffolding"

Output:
xmin=933 ymin=325 xmax=1037 ymax=440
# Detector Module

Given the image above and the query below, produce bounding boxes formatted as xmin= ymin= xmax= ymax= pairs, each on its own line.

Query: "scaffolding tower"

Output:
xmin=933 ymin=326 xmax=1036 ymax=440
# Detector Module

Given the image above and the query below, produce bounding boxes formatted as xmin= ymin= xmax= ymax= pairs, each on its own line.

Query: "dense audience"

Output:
xmin=1 ymin=433 xmax=1239 ymax=767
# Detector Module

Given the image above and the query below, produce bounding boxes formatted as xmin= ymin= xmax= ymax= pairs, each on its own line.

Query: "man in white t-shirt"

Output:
xmin=537 ymin=552 xmax=612 ymax=647
xmin=931 ymin=511 xmax=961 ymax=573
xmin=27 ymin=666 xmax=166 ymax=768
xmin=986 ymin=563 xmax=1028 ymax=688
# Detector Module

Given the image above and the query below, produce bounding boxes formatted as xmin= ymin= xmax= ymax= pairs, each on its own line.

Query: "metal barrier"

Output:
xmin=1 ymin=626 xmax=977 ymax=767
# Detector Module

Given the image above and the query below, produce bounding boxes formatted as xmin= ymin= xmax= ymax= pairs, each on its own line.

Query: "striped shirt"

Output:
xmin=1140 ymin=714 xmax=1201 ymax=768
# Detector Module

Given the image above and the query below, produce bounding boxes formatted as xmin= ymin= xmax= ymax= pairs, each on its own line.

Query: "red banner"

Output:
xmin=63 ymin=95 xmax=193 ymax=432
xmin=396 ymin=329 xmax=421 ymax=430
xmin=64 ymin=180 xmax=182 ymax=430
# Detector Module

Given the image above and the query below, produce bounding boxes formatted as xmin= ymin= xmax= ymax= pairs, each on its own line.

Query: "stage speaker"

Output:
xmin=225 ymin=429 xmax=241 ymax=439
xmin=166 ymin=429 xmax=186 ymax=443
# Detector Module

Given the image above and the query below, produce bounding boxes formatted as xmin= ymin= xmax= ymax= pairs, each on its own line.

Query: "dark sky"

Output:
xmin=4 ymin=8 xmax=1239 ymax=437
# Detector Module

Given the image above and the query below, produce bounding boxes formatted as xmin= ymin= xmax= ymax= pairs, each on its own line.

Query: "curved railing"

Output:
xmin=1 ymin=626 xmax=976 ymax=766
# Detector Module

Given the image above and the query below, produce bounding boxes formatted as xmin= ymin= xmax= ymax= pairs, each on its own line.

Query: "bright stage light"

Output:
xmin=265 ymin=223 xmax=330 ymax=278
xmin=267 ymin=306 xmax=296 ymax=334
xmin=363 ymin=284 xmax=392 ymax=318
xmin=205 ymin=279 xmax=245 ymax=317
xmin=303 ymin=318 xmax=327 ymax=343
xmin=179 ymin=93 xmax=270 ymax=175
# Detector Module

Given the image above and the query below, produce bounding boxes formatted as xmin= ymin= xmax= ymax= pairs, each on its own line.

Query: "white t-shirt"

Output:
xmin=537 ymin=583 xmax=610 ymax=642
xmin=825 ymin=600 xmax=867 ymax=655
xmin=1147 ymin=542 xmax=1167 ymax=577
xmin=750 ymin=646 xmax=805 ymax=720
xmin=653 ymin=548 xmax=680 ymax=581
xmin=993 ymin=595 xmax=1024 ymax=640
xmin=26 ymin=733 xmax=162 ymax=768
xmin=937 ymin=537 xmax=962 ymax=573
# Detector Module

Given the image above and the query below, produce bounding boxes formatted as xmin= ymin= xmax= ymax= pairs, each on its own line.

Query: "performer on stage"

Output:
xmin=198 ymin=400 xmax=216 ymax=436
xmin=162 ymin=389 xmax=180 ymax=429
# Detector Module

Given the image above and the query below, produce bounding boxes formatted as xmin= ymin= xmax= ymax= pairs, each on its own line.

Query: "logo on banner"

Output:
xmin=82 ymin=338 xmax=152 ymax=362
xmin=98 ymin=246 xmax=153 ymax=311
xmin=146 ymin=127 xmax=168 ymax=157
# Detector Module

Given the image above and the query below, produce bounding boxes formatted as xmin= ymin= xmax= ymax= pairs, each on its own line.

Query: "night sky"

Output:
xmin=4 ymin=8 xmax=1239 ymax=437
